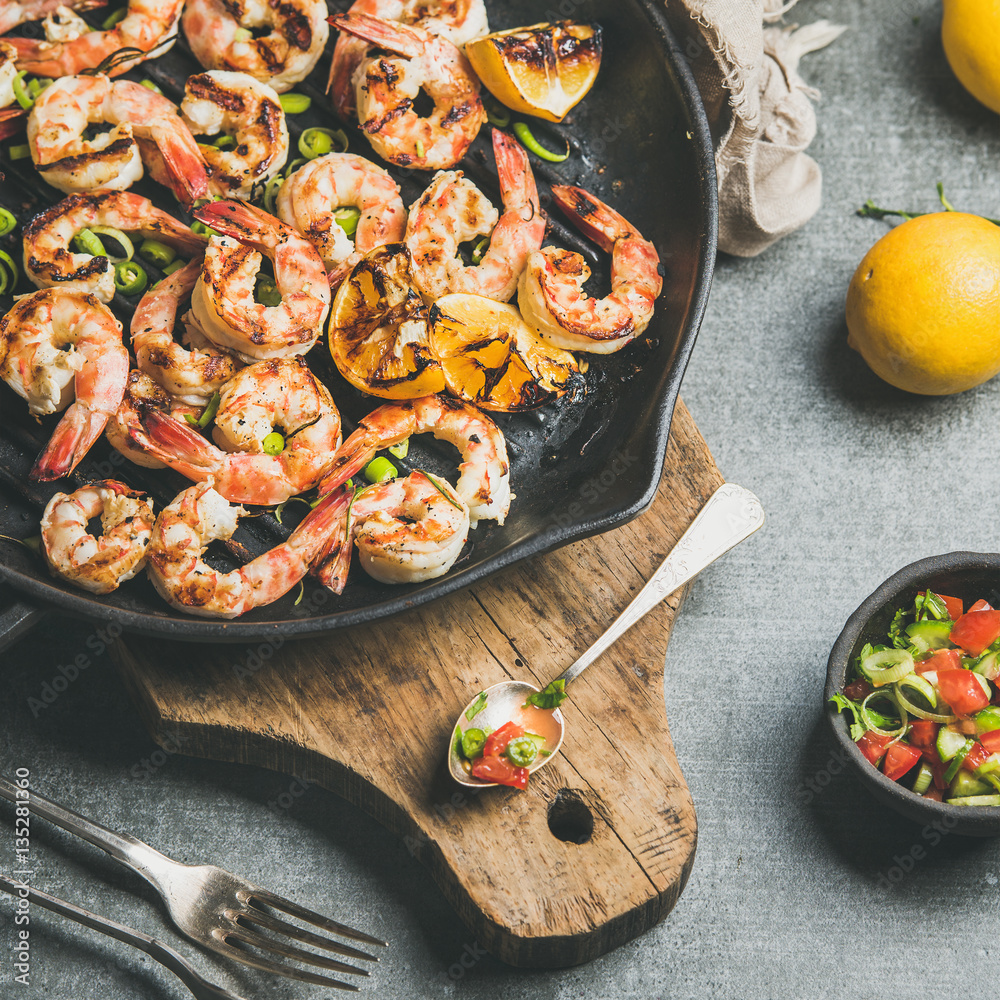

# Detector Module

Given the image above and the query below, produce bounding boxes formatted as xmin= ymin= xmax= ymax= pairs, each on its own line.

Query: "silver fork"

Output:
xmin=0 ymin=874 xmax=247 ymax=1000
xmin=0 ymin=776 xmax=385 ymax=992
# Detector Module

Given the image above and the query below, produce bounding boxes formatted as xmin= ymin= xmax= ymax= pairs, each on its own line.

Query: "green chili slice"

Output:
xmin=334 ymin=206 xmax=361 ymax=238
xmin=72 ymin=228 xmax=106 ymax=257
xmin=262 ymin=431 xmax=285 ymax=456
xmin=279 ymin=93 xmax=311 ymax=114
xmin=363 ymin=456 xmax=397 ymax=483
xmin=512 ymin=122 xmax=570 ymax=162
xmin=256 ymin=275 xmax=281 ymax=307
xmin=470 ymin=236 xmax=490 ymax=265
xmin=461 ymin=728 xmax=486 ymax=760
xmin=212 ymin=134 xmax=237 ymax=151
xmin=113 ymin=260 xmax=147 ymax=296
xmin=101 ymin=6 xmax=128 ymax=29
xmin=0 ymin=208 xmax=16 ymax=238
xmin=388 ymin=438 xmax=409 ymax=460
xmin=9 ymin=145 xmax=31 ymax=161
xmin=506 ymin=736 xmax=539 ymax=768
xmin=484 ymin=101 xmax=511 ymax=128
xmin=13 ymin=72 xmax=33 ymax=111
xmin=298 ymin=127 xmax=347 ymax=160
xmin=0 ymin=250 xmax=18 ymax=296
xmin=140 ymin=79 xmax=163 ymax=94
xmin=138 ymin=238 xmax=177 ymax=269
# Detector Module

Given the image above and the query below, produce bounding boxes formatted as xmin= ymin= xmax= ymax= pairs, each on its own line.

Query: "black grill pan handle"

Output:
xmin=0 ymin=588 xmax=47 ymax=653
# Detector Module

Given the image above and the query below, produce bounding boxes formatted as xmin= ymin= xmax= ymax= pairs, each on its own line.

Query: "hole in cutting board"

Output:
xmin=547 ymin=789 xmax=594 ymax=844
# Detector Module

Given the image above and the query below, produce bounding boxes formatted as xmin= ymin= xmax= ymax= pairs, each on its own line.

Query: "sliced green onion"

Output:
xmin=90 ymin=225 xmax=134 ymax=262
xmin=186 ymin=391 xmax=220 ymax=429
xmin=263 ymin=175 xmax=283 ymax=214
xmin=364 ymin=456 xmax=397 ymax=484
xmin=233 ymin=26 xmax=252 ymax=41
xmin=0 ymin=249 xmax=18 ymax=296
xmin=27 ymin=78 xmax=43 ymax=98
xmin=470 ymin=235 xmax=490 ymax=265
xmin=113 ymin=260 xmax=147 ymax=296
xmin=859 ymin=689 xmax=907 ymax=739
xmin=388 ymin=438 xmax=409 ymax=460
xmin=894 ymin=685 xmax=956 ymax=723
xmin=212 ymin=134 xmax=237 ymax=150
xmin=9 ymin=144 xmax=30 ymax=161
xmin=13 ymin=72 xmax=33 ymax=111
xmin=284 ymin=157 xmax=306 ymax=178
xmin=485 ymin=101 xmax=511 ymax=128
xmin=256 ymin=275 xmax=281 ymax=307
xmin=298 ymin=127 xmax=347 ymax=160
xmin=911 ymin=763 xmax=933 ymax=794
xmin=138 ymin=238 xmax=177 ymax=269
xmin=859 ymin=647 xmax=914 ymax=687
xmin=334 ymin=206 xmax=361 ymax=238
xmin=72 ymin=228 xmax=106 ymax=257
xmin=512 ymin=121 xmax=570 ymax=162
xmin=415 ymin=138 xmax=425 ymax=159
xmin=190 ymin=220 xmax=221 ymax=238
xmin=506 ymin=736 xmax=539 ymax=768
xmin=101 ymin=6 xmax=128 ymax=29
xmin=140 ymin=79 xmax=163 ymax=94
xmin=262 ymin=431 xmax=285 ymax=456
xmin=279 ymin=93 xmax=311 ymax=114
xmin=0 ymin=208 xmax=16 ymax=238
xmin=461 ymin=728 xmax=486 ymax=759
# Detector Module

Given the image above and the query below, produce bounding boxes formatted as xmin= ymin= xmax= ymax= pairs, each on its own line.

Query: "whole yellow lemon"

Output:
xmin=942 ymin=0 xmax=1000 ymax=114
xmin=846 ymin=212 xmax=1000 ymax=395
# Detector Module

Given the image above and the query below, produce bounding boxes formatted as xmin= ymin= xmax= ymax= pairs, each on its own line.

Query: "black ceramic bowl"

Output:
xmin=825 ymin=552 xmax=1000 ymax=837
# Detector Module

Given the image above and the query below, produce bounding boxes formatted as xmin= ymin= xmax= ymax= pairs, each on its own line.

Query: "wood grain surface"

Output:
xmin=109 ymin=399 xmax=724 ymax=968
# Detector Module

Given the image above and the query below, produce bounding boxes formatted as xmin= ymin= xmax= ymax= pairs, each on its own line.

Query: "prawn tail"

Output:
xmin=0 ymin=108 xmax=27 ymax=142
xmin=550 ymin=185 xmax=638 ymax=253
xmin=327 ymin=13 xmax=424 ymax=59
xmin=192 ymin=199 xmax=287 ymax=249
xmin=30 ymin=402 xmax=107 ymax=482
xmin=492 ymin=128 xmax=537 ymax=210
xmin=140 ymin=408 xmax=218 ymax=469
xmin=307 ymin=487 xmax=355 ymax=594
xmin=156 ymin=135 xmax=210 ymax=207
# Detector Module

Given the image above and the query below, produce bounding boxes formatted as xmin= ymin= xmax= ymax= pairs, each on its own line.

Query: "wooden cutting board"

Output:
xmin=109 ymin=399 xmax=723 ymax=969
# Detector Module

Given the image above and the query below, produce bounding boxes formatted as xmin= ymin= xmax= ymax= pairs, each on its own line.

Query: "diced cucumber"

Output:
xmin=906 ymin=619 xmax=953 ymax=653
xmin=911 ymin=763 xmax=933 ymax=794
xmin=974 ymin=706 xmax=1000 ymax=735
xmin=936 ymin=726 xmax=970 ymax=762
xmin=948 ymin=771 xmax=993 ymax=799
xmin=975 ymin=753 xmax=1000 ymax=776
xmin=974 ymin=651 xmax=1000 ymax=680
xmin=947 ymin=794 xmax=1000 ymax=806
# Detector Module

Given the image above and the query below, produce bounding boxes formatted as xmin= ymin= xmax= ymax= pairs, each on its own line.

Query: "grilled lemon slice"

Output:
xmin=429 ymin=292 xmax=581 ymax=411
xmin=465 ymin=22 xmax=602 ymax=123
xmin=328 ymin=244 xmax=446 ymax=399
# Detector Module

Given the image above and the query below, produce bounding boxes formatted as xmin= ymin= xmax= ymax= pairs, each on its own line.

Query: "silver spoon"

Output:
xmin=448 ymin=483 xmax=765 ymax=787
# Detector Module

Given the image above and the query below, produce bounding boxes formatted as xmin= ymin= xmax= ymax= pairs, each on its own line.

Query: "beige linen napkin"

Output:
xmin=664 ymin=0 xmax=845 ymax=256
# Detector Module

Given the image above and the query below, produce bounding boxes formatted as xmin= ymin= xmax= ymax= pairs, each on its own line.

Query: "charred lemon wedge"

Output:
xmin=328 ymin=244 xmax=446 ymax=399
xmin=465 ymin=22 xmax=602 ymax=123
xmin=429 ymin=292 xmax=582 ymax=411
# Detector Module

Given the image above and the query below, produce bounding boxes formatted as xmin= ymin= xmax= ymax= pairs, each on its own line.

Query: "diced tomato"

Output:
xmin=482 ymin=721 xmax=524 ymax=758
xmin=962 ymin=741 xmax=991 ymax=772
xmin=980 ymin=730 xmax=1000 ymax=754
xmin=950 ymin=610 xmax=1000 ymax=656
xmin=924 ymin=786 xmax=945 ymax=801
xmin=856 ymin=731 xmax=894 ymax=766
xmin=470 ymin=755 xmax=528 ymax=789
xmin=920 ymin=591 xmax=964 ymax=620
xmin=915 ymin=648 xmax=962 ymax=675
xmin=908 ymin=719 xmax=939 ymax=748
xmin=937 ymin=669 xmax=991 ymax=715
xmin=883 ymin=742 xmax=923 ymax=781
xmin=969 ymin=599 xmax=994 ymax=613
xmin=844 ymin=679 xmax=873 ymax=701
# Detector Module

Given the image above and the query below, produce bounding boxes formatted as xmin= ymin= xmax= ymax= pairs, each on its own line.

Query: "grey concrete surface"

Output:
xmin=3 ymin=0 xmax=1000 ymax=996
